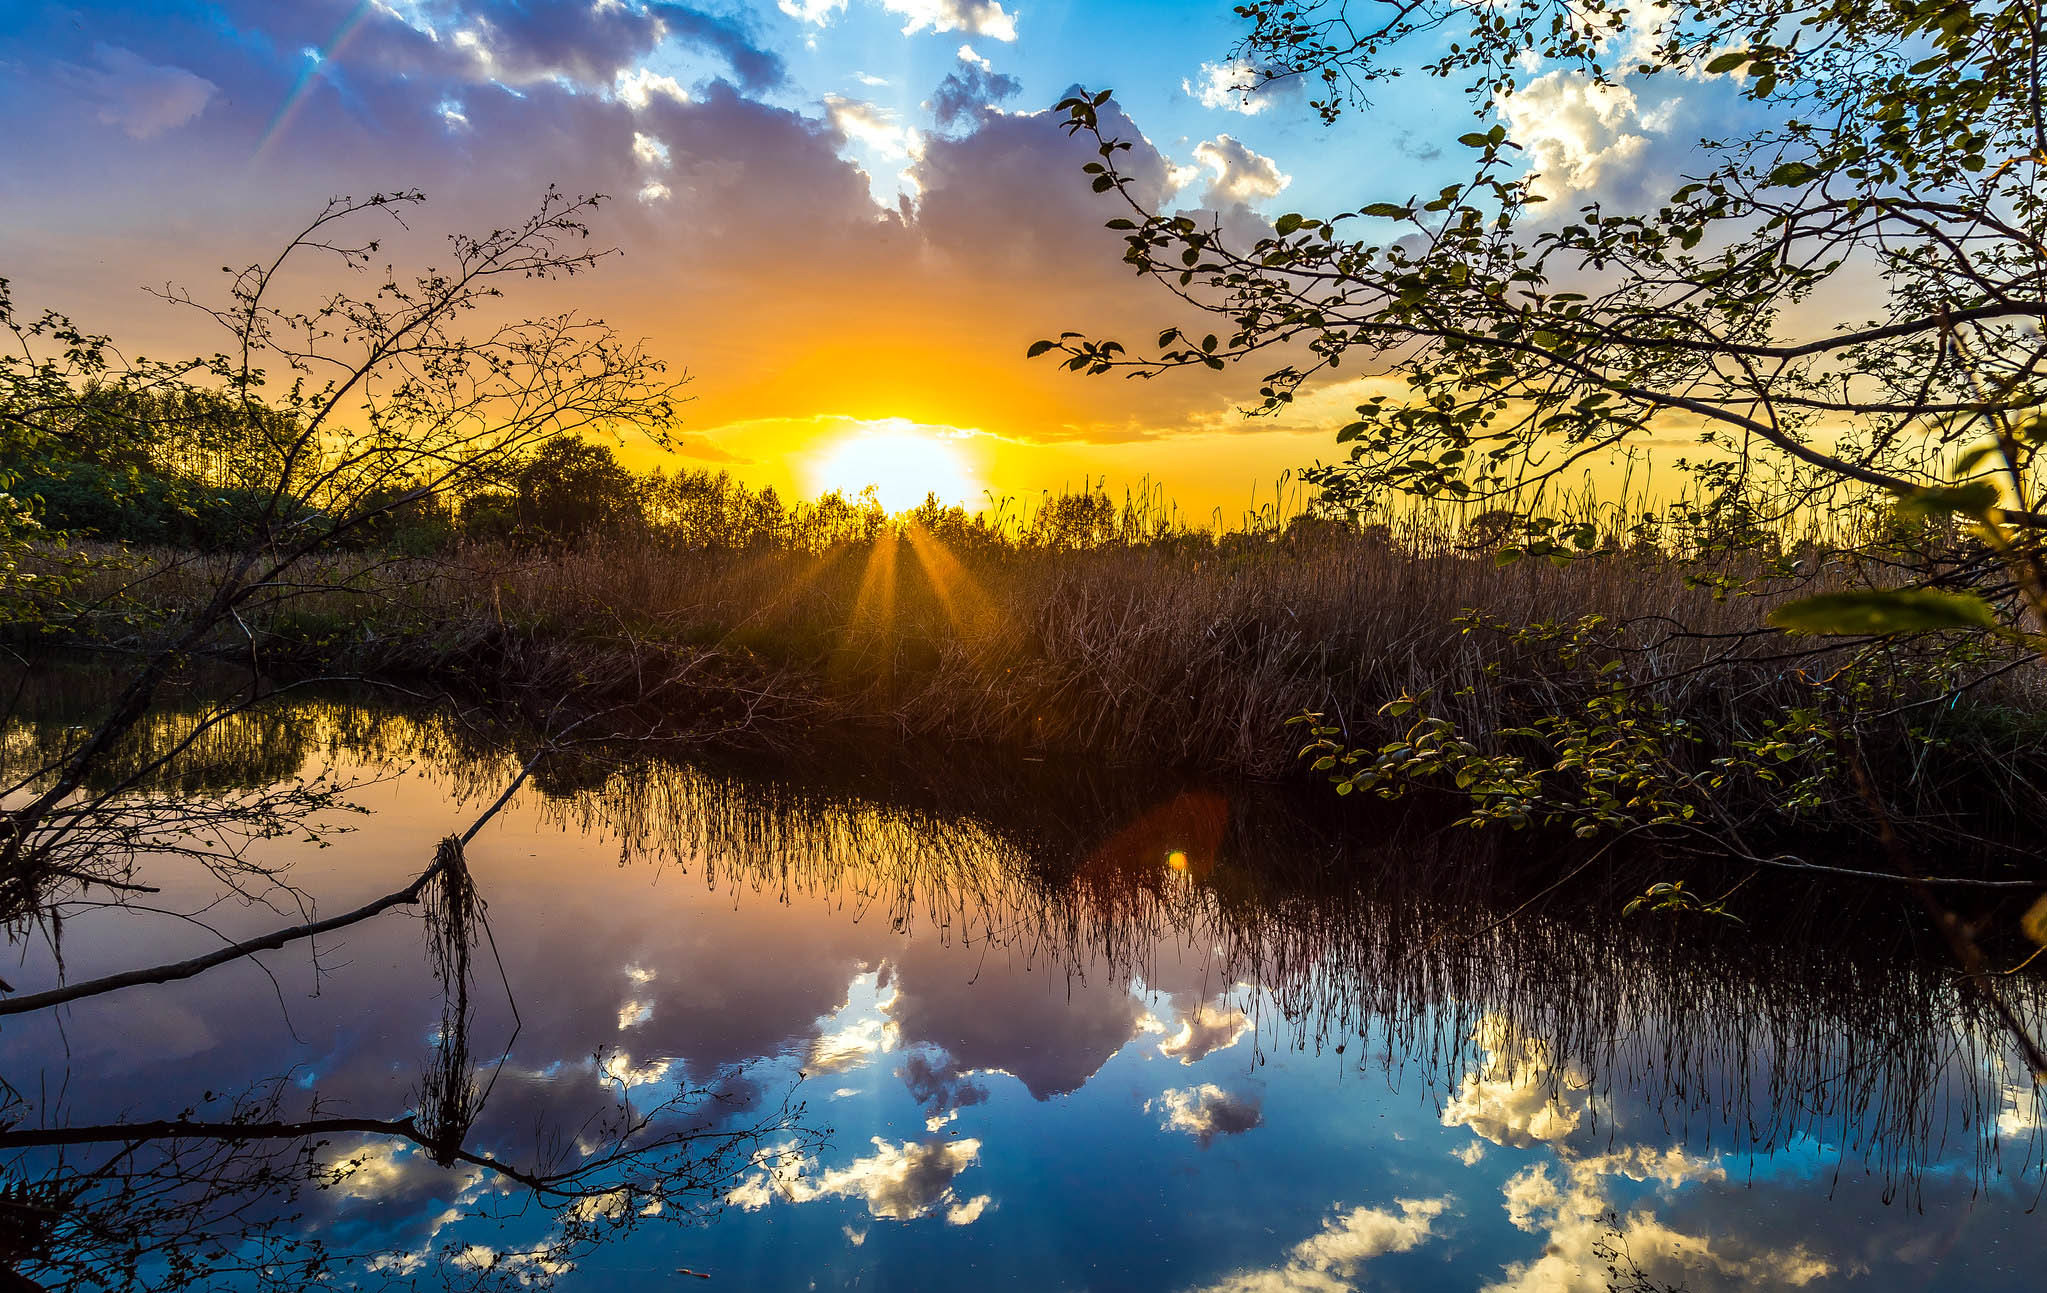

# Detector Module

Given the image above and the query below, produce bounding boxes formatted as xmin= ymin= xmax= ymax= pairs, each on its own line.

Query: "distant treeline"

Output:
xmin=15 ymin=388 xmax=1852 ymax=566
xmin=9 ymin=386 xmax=1290 ymax=555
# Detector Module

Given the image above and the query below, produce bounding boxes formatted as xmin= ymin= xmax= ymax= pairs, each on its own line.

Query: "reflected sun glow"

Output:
xmin=811 ymin=423 xmax=978 ymax=513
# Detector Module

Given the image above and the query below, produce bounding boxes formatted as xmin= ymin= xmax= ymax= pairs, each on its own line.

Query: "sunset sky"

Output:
xmin=1 ymin=0 xmax=1747 ymax=517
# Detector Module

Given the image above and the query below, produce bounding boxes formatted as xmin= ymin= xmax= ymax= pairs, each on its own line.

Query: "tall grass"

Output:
xmin=35 ymin=471 xmax=2045 ymax=852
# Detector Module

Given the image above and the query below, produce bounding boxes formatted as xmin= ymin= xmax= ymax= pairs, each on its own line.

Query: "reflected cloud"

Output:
xmin=322 ymin=1140 xmax=485 ymax=1205
xmin=1995 ymin=1068 xmax=2046 ymax=1140
xmin=598 ymin=1050 xmax=673 ymax=1087
xmin=1488 ymin=1147 xmax=1842 ymax=1292
xmin=15 ymin=681 xmax=2047 ymax=1286
xmin=1441 ymin=1015 xmax=1589 ymax=1149
xmin=617 ymin=998 xmax=654 ymax=1029
xmin=1441 ymin=1013 xmax=1848 ymax=1293
xmin=1159 ymin=1001 xmax=1253 ymax=1065
xmin=1192 ymin=1197 xmax=1450 ymax=1292
xmin=884 ymin=950 xmax=1147 ymax=1100
xmin=808 ymin=1016 xmax=898 ymax=1075
xmin=1152 ymin=1084 xmax=1263 ymax=1147
xmin=900 ymin=1047 xmax=990 ymax=1131
xmin=727 ymin=1136 xmax=990 ymax=1223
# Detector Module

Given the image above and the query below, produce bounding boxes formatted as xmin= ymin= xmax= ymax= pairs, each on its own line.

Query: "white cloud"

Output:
xmin=1184 ymin=58 xmax=1271 ymax=115
xmin=1485 ymin=1148 xmax=1841 ymax=1293
xmin=615 ymin=66 xmax=688 ymax=109
xmin=825 ymin=95 xmax=920 ymax=157
xmin=616 ymin=996 xmax=654 ymax=1026
xmin=637 ymin=180 xmax=672 ymax=203
xmin=779 ymin=0 xmax=848 ymax=22
xmin=599 ymin=1049 xmax=671 ymax=1085
xmin=1997 ymin=1072 xmax=2045 ymax=1139
xmin=451 ymin=28 xmax=494 ymax=69
xmin=1435 ymin=1016 xmax=1848 ymax=1293
xmin=632 ymin=131 xmax=671 ymax=167
xmin=57 ymin=43 xmax=218 ymax=140
xmin=957 ymin=43 xmax=991 ymax=69
xmin=883 ymin=0 xmax=1017 ymax=40
xmin=782 ymin=0 xmax=1016 ymax=39
xmin=1193 ymin=1197 xmax=1451 ymax=1292
xmin=1498 ymin=70 xmax=1659 ymax=203
xmin=1191 ymin=135 xmax=1291 ymax=207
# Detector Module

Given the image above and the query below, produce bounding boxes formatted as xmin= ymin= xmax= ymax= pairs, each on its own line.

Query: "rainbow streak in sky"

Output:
xmin=252 ymin=0 xmax=379 ymax=163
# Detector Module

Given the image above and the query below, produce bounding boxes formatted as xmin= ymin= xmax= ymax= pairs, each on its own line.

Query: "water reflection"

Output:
xmin=2 ymin=673 xmax=2044 ymax=1290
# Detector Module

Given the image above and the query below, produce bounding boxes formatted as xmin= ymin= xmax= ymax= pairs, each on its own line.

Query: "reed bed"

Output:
xmin=31 ymin=473 xmax=2045 ymax=852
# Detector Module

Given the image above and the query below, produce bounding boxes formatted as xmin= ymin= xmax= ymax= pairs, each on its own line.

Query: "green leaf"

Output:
xmin=1360 ymin=202 xmax=1411 ymax=219
xmin=1768 ymin=161 xmax=1819 ymax=187
xmin=1275 ymin=212 xmax=1303 ymax=236
xmin=1768 ymin=589 xmax=1999 ymax=636
xmin=1704 ymin=50 xmax=1750 ymax=74
xmin=1952 ymin=444 xmax=2000 ymax=475
xmin=1894 ymin=481 xmax=1999 ymax=519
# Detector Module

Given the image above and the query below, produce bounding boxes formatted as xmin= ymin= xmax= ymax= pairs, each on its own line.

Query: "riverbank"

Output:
xmin=28 ymin=524 xmax=2047 ymax=857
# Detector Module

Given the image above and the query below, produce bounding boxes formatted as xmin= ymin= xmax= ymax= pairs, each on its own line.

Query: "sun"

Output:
xmin=810 ymin=421 xmax=978 ymax=513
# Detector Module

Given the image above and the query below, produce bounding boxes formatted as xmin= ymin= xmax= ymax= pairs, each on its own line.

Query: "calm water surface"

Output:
xmin=5 ymin=691 xmax=2044 ymax=1290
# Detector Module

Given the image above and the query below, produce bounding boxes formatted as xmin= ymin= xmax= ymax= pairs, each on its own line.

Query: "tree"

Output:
xmin=1039 ymin=0 xmax=2047 ymax=612
xmin=516 ymin=435 xmax=644 ymax=541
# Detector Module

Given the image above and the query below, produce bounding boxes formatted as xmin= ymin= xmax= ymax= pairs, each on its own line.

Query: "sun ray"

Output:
xmin=904 ymin=523 xmax=994 ymax=652
xmin=849 ymin=529 xmax=899 ymax=634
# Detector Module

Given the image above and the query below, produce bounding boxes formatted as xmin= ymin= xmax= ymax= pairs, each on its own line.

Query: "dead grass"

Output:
xmin=133 ymin=528 xmax=1907 ymax=775
xmin=32 ymin=481 xmax=2045 ymax=844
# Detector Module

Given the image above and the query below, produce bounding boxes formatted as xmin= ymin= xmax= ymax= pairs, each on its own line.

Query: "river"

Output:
xmin=3 ymin=682 xmax=2042 ymax=1290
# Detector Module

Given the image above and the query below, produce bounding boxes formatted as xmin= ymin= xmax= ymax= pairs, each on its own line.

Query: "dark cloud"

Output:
xmin=884 ymin=943 xmax=1147 ymax=1099
xmin=3 ymin=11 xmax=1253 ymax=447
xmin=899 ymin=1048 xmax=991 ymax=1121
xmin=654 ymin=4 xmax=784 ymax=92
xmin=401 ymin=0 xmax=783 ymax=94
xmin=927 ymin=57 xmax=1021 ymax=128
xmin=326 ymin=0 xmax=786 ymax=94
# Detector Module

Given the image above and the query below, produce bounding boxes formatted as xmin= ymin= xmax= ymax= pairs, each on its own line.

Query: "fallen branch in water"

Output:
xmin=0 ymin=748 xmax=541 ymax=1018
xmin=0 ymin=842 xmax=461 ymax=1018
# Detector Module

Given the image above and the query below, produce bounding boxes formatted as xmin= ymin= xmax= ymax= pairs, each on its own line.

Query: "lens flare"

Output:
xmin=253 ymin=0 xmax=378 ymax=164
